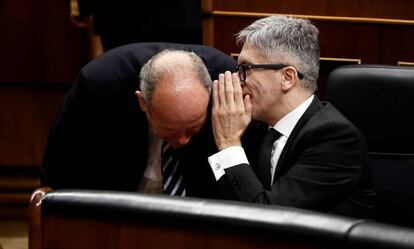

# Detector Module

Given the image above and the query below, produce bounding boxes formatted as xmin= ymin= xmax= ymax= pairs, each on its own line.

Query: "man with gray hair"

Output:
xmin=208 ymin=15 xmax=375 ymax=217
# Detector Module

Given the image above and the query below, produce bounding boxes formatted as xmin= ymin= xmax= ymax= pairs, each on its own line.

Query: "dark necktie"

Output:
xmin=161 ymin=142 xmax=186 ymax=196
xmin=257 ymin=128 xmax=282 ymax=188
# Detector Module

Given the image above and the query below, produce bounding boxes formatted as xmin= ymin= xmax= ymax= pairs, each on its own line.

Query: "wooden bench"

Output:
xmin=29 ymin=188 xmax=414 ymax=249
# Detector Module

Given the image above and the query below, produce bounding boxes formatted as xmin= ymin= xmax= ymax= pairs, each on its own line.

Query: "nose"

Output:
xmin=175 ymin=134 xmax=192 ymax=146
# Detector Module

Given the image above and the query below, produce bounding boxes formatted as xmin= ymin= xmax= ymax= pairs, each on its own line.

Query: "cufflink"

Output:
xmin=214 ymin=163 xmax=221 ymax=170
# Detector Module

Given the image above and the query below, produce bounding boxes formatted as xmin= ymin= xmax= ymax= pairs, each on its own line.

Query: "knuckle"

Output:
xmin=217 ymin=109 xmax=226 ymax=116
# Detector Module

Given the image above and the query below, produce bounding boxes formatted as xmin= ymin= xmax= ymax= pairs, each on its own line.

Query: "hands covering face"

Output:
xmin=212 ymin=71 xmax=252 ymax=150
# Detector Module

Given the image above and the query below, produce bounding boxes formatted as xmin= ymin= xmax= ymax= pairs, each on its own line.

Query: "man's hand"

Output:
xmin=212 ymin=71 xmax=252 ymax=150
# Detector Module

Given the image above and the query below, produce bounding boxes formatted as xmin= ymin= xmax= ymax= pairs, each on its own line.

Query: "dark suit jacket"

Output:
xmin=41 ymin=42 xmax=237 ymax=199
xmin=221 ymin=97 xmax=376 ymax=218
xmin=76 ymin=0 xmax=202 ymax=50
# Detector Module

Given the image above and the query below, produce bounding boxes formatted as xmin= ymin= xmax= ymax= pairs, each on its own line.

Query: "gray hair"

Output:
xmin=139 ymin=49 xmax=212 ymax=109
xmin=236 ymin=15 xmax=320 ymax=92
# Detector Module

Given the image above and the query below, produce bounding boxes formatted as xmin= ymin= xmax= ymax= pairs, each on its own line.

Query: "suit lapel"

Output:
xmin=273 ymin=96 xmax=323 ymax=183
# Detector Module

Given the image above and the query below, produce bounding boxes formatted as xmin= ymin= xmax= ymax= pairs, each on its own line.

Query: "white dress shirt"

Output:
xmin=137 ymin=129 xmax=164 ymax=194
xmin=208 ymin=95 xmax=314 ymax=185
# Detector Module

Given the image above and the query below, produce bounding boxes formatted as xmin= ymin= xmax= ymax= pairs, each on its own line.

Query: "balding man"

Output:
xmin=135 ymin=50 xmax=213 ymax=195
xmin=41 ymin=43 xmax=237 ymax=198
xmin=136 ymin=50 xmax=210 ymax=148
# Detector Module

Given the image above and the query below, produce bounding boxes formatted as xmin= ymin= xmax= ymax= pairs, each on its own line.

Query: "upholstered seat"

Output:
xmin=29 ymin=188 xmax=414 ymax=249
xmin=326 ymin=64 xmax=414 ymax=227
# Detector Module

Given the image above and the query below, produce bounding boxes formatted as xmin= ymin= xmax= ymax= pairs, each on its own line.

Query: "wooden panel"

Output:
xmin=210 ymin=16 xmax=251 ymax=54
xmin=0 ymin=165 xmax=41 ymax=220
xmin=41 ymin=218 xmax=317 ymax=249
xmin=209 ymin=0 xmax=414 ymax=20
xmin=202 ymin=1 xmax=414 ymax=99
xmin=0 ymin=177 xmax=39 ymax=191
xmin=0 ymin=206 xmax=30 ymax=219
xmin=381 ymin=25 xmax=414 ymax=65
xmin=207 ymin=16 xmax=379 ymax=98
xmin=0 ymin=86 xmax=67 ymax=220
xmin=0 ymin=0 xmax=88 ymax=84
xmin=0 ymin=0 xmax=86 ymax=221
xmin=316 ymin=21 xmax=380 ymax=63
xmin=210 ymin=16 xmax=383 ymax=62
xmin=0 ymin=87 xmax=67 ymax=166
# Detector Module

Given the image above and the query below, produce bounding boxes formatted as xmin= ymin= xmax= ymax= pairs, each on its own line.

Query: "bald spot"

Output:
xmin=150 ymin=53 xmax=210 ymax=128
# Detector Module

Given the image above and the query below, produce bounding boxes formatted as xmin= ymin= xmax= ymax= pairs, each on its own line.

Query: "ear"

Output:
xmin=280 ymin=66 xmax=297 ymax=91
xmin=135 ymin=91 xmax=147 ymax=112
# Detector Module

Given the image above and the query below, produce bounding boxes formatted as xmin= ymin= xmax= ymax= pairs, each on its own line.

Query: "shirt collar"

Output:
xmin=272 ymin=95 xmax=314 ymax=137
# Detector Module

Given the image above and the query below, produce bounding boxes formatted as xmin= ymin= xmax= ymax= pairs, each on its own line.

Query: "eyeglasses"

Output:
xmin=237 ymin=64 xmax=304 ymax=82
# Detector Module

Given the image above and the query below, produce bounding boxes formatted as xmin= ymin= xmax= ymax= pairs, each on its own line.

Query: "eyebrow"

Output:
xmin=238 ymin=55 xmax=255 ymax=65
xmin=237 ymin=57 xmax=249 ymax=64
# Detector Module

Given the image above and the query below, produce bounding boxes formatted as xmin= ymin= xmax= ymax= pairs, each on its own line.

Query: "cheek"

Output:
xmin=246 ymin=81 xmax=262 ymax=99
xmin=148 ymin=116 xmax=173 ymax=140
xmin=192 ymin=122 xmax=205 ymax=135
xmin=150 ymin=125 xmax=172 ymax=140
xmin=158 ymin=131 xmax=175 ymax=141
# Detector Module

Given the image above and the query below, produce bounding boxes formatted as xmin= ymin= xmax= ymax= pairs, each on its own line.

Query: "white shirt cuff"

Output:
xmin=208 ymin=146 xmax=249 ymax=181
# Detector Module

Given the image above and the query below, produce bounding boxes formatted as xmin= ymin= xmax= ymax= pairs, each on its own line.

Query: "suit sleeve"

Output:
xmin=41 ymin=70 xmax=93 ymax=188
xmin=222 ymin=119 xmax=367 ymax=211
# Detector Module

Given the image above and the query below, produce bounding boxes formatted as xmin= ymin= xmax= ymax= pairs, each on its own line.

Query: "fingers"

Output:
xmin=212 ymin=80 xmax=219 ymax=111
xmin=211 ymin=71 xmax=251 ymax=151
xmin=214 ymin=71 xmax=245 ymax=112
xmin=232 ymin=72 xmax=244 ymax=107
xmin=224 ymin=71 xmax=235 ymax=108
xmin=217 ymin=73 xmax=226 ymax=108
xmin=215 ymin=71 xmax=234 ymax=109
